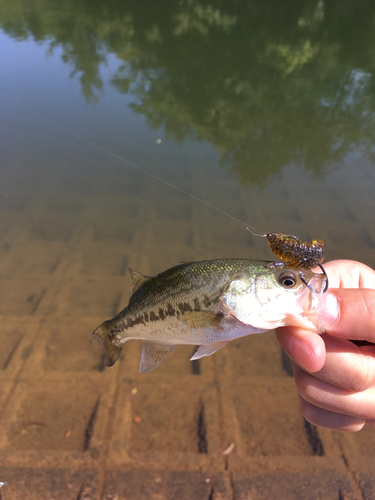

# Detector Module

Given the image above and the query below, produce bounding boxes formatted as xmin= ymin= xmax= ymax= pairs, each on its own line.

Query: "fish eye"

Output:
xmin=278 ymin=272 xmax=298 ymax=288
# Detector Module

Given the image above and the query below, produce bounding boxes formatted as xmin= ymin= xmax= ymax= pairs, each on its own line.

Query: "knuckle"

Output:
xmin=294 ymin=371 xmax=333 ymax=408
xmin=300 ymin=398 xmax=316 ymax=422
xmin=294 ymin=371 xmax=318 ymax=403
xmin=344 ymin=356 xmax=372 ymax=392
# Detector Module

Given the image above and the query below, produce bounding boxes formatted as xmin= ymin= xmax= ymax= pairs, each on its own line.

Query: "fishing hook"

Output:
xmin=300 ymin=264 xmax=328 ymax=294
xmin=318 ymin=264 xmax=329 ymax=293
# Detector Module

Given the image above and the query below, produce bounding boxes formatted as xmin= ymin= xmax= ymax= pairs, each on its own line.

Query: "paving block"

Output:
xmin=0 ymin=379 xmax=111 ymax=457
xmin=232 ymin=472 xmax=359 ymax=500
xmin=221 ymin=377 xmax=320 ymax=457
xmin=0 ymin=380 xmax=13 ymax=415
xmin=0 ymin=278 xmax=50 ymax=316
xmin=358 ymin=473 xmax=375 ymax=500
xmin=91 ymin=215 xmax=137 ymax=245
xmin=0 ymin=241 xmax=67 ymax=278
xmin=102 ymin=470 xmax=213 ymax=500
xmin=334 ymin=425 xmax=375 ymax=458
xmin=0 ymin=318 xmax=40 ymax=375
xmin=73 ymin=242 xmax=130 ymax=277
xmin=225 ymin=331 xmax=288 ymax=378
xmin=47 ymin=277 xmax=126 ymax=317
xmin=108 ymin=379 xmax=223 ymax=468
xmin=0 ymin=467 xmax=100 ymax=500
xmin=20 ymin=318 xmax=109 ymax=374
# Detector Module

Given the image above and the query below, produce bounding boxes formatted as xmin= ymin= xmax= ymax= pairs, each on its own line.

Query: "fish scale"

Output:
xmin=93 ymin=259 xmax=327 ymax=373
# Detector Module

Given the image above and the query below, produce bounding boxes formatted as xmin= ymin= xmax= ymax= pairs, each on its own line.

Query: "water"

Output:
xmin=1 ymin=0 xmax=375 ymax=495
xmin=2 ymin=3 xmax=375 ymax=270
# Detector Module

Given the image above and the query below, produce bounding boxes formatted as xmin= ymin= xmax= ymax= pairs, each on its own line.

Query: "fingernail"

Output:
xmin=320 ymin=292 xmax=340 ymax=327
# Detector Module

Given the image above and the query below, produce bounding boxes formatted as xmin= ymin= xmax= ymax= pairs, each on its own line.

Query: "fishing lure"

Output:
xmin=265 ymin=233 xmax=328 ymax=292
xmin=266 ymin=233 xmax=324 ymax=268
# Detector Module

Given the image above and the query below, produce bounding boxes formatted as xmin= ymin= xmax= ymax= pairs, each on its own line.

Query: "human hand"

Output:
xmin=276 ymin=260 xmax=375 ymax=432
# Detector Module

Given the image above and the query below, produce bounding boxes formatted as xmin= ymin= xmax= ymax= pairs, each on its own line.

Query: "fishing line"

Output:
xmin=10 ymin=105 xmax=329 ymax=288
xmin=29 ymin=109 xmax=267 ymax=237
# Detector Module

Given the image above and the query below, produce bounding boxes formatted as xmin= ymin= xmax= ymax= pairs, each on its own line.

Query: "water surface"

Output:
xmin=2 ymin=1 xmax=375 ymax=271
xmin=1 ymin=0 xmax=375 ymax=482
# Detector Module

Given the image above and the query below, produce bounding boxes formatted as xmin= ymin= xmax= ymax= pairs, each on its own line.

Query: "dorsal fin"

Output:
xmin=128 ymin=268 xmax=152 ymax=294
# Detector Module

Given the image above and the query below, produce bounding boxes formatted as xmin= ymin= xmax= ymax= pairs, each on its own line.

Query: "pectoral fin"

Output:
xmin=182 ymin=311 xmax=220 ymax=329
xmin=139 ymin=341 xmax=176 ymax=373
xmin=190 ymin=341 xmax=229 ymax=360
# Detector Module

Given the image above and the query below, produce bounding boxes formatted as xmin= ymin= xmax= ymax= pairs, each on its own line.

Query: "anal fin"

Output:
xmin=190 ymin=341 xmax=229 ymax=360
xmin=139 ymin=341 xmax=176 ymax=373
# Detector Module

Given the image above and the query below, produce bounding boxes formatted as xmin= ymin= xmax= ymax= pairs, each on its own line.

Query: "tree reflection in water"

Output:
xmin=2 ymin=0 xmax=375 ymax=185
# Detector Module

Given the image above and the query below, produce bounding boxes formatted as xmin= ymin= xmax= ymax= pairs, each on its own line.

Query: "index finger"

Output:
xmin=324 ymin=288 xmax=375 ymax=342
xmin=320 ymin=260 xmax=375 ymax=289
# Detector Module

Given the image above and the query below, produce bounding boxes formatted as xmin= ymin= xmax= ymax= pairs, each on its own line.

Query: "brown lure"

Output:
xmin=267 ymin=233 xmax=324 ymax=268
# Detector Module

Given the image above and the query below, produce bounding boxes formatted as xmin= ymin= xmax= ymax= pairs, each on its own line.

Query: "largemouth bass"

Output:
xmin=93 ymin=259 xmax=327 ymax=373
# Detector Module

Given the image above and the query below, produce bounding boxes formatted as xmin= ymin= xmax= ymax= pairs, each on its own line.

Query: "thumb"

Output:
xmin=276 ymin=327 xmax=326 ymax=373
xmin=275 ymin=290 xmax=339 ymax=373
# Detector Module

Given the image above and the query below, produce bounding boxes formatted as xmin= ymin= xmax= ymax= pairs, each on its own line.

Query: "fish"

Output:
xmin=267 ymin=233 xmax=324 ymax=268
xmin=93 ymin=259 xmax=327 ymax=372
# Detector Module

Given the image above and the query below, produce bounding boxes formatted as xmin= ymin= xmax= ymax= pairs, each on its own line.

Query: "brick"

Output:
xmin=0 ymin=320 xmax=40 ymax=375
xmin=21 ymin=318 xmax=107 ymax=374
xmin=0 ymin=279 xmax=50 ymax=316
xmin=225 ymin=331 xmax=288 ymax=377
xmin=232 ymin=472 xmax=358 ymax=500
xmin=48 ymin=277 xmax=126 ymax=317
xmin=109 ymin=380 xmax=220 ymax=456
xmin=102 ymin=470 xmax=212 ymax=500
xmin=0 ymin=380 xmax=103 ymax=453
xmin=0 ymin=467 xmax=99 ymax=500
xmin=337 ymin=425 xmax=375 ymax=457
xmin=0 ymin=241 xmax=67 ymax=278
xmin=91 ymin=216 xmax=137 ymax=244
xmin=358 ymin=473 xmax=375 ymax=500
xmin=223 ymin=377 xmax=318 ymax=457
xmin=74 ymin=242 xmax=129 ymax=277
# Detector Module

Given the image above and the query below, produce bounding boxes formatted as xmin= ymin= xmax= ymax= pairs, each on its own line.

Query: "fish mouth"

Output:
xmin=296 ymin=267 xmax=328 ymax=332
xmin=299 ymin=264 xmax=328 ymax=294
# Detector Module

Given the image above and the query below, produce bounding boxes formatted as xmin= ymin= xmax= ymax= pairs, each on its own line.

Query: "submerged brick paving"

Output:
xmin=1 ymin=159 xmax=375 ymax=499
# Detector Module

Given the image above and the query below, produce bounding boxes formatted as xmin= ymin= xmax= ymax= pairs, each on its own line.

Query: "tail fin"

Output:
xmin=93 ymin=321 xmax=122 ymax=367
